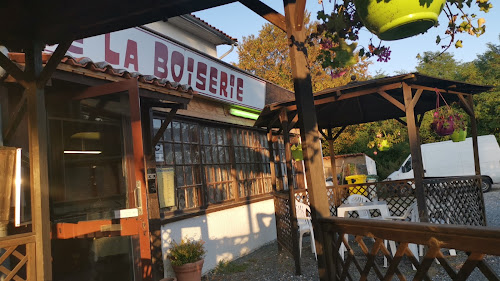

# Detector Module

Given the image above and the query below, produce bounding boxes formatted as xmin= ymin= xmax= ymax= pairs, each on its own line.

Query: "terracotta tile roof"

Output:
xmin=7 ymin=52 xmax=194 ymax=94
xmin=187 ymin=14 xmax=238 ymax=43
xmin=60 ymin=56 xmax=194 ymax=93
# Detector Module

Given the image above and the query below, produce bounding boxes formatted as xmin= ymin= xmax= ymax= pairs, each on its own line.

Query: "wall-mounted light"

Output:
xmin=64 ymin=150 xmax=102 ymax=154
xmin=229 ymin=108 xmax=260 ymax=120
xmin=14 ymin=148 xmax=21 ymax=226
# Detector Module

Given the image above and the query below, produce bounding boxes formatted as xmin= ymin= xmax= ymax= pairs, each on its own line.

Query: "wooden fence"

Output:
xmin=274 ymin=175 xmax=491 ymax=279
xmin=0 ymin=233 xmax=36 ymax=281
xmin=318 ymin=217 xmax=500 ymax=280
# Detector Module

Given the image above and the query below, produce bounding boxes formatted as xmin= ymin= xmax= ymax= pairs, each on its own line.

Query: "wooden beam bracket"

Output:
xmin=151 ymin=106 xmax=179 ymax=146
xmin=37 ymin=41 xmax=72 ymax=88
xmin=378 ymin=91 xmax=405 ymax=112
xmin=0 ymin=52 xmax=28 ymax=88
xmin=240 ymin=0 xmax=286 ymax=31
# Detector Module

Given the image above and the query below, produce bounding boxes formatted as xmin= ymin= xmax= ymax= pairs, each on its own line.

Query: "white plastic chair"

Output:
xmin=383 ymin=201 xmax=419 ymax=267
xmin=295 ymin=201 xmax=317 ymax=260
xmin=347 ymin=194 xmax=371 ymax=218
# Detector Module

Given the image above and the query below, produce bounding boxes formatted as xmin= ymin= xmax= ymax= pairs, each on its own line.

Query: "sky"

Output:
xmin=194 ymin=1 xmax=499 ymax=76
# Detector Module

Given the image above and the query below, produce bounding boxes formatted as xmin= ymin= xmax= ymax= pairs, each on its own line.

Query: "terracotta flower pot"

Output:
xmin=172 ymin=259 xmax=204 ymax=281
xmin=354 ymin=0 xmax=446 ymax=40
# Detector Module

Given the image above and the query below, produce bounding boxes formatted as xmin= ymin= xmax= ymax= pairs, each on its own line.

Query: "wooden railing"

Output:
xmin=317 ymin=217 xmax=500 ymax=280
xmin=0 ymin=233 xmax=36 ymax=281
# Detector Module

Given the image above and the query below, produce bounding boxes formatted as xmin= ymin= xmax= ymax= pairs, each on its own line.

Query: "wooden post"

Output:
xmin=467 ymin=94 xmax=486 ymax=225
xmin=283 ymin=1 xmax=332 ymax=279
xmin=25 ymin=43 xmax=53 ymax=281
xmin=267 ymin=130 xmax=277 ymax=192
xmin=402 ymin=83 xmax=428 ymax=222
xmin=279 ymin=109 xmax=301 ymax=275
xmin=327 ymin=128 xmax=341 ymax=208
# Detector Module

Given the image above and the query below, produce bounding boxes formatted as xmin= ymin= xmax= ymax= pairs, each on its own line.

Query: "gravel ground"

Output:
xmin=203 ymin=184 xmax=500 ymax=280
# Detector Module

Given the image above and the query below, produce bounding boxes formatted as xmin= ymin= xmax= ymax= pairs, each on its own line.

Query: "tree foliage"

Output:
xmin=236 ymin=16 xmax=370 ymax=92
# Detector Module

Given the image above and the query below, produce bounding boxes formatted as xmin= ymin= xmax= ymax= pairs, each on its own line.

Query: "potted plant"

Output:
xmin=354 ymin=0 xmax=446 ymax=40
xmin=167 ymin=238 xmax=206 ymax=281
xmin=451 ymin=113 xmax=467 ymax=142
xmin=430 ymin=106 xmax=456 ymax=136
xmin=291 ymin=143 xmax=303 ymax=161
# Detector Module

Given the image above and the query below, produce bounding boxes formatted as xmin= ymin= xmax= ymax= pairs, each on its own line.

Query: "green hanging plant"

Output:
xmin=367 ymin=130 xmax=403 ymax=152
xmin=291 ymin=143 xmax=304 ymax=161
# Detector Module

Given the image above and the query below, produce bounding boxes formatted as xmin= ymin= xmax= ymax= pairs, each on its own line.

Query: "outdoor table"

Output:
xmin=337 ymin=200 xmax=391 ymax=264
xmin=337 ymin=200 xmax=390 ymax=218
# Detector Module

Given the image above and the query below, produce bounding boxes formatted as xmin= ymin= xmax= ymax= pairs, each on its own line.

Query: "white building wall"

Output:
xmin=144 ymin=21 xmax=218 ymax=57
xmin=161 ymin=199 xmax=277 ymax=278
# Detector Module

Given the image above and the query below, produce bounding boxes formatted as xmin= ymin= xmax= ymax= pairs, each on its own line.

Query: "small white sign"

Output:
xmin=114 ymin=208 xmax=139 ymax=218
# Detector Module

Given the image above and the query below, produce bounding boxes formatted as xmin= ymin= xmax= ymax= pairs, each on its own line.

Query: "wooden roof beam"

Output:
xmin=239 ymin=0 xmax=286 ymax=31
xmin=457 ymin=93 xmax=474 ymax=117
xmin=270 ymin=82 xmax=403 ymax=112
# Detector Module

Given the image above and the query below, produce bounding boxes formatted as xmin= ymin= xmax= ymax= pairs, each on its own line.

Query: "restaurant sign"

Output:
xmin=46 ymin=27 xmax=266 ymax=110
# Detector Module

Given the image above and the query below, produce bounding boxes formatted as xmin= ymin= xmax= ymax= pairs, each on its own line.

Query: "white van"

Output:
xmin=386 ymin=135 xmax=500 ymax=192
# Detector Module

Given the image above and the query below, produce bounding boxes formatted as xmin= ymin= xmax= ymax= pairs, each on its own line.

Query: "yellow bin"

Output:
xmin=345 ymin=175 xmax=368 ymax=196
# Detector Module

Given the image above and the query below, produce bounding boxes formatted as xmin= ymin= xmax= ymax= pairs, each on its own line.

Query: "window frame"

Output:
xmin=152 ymin=114 xmax=272 ymax=218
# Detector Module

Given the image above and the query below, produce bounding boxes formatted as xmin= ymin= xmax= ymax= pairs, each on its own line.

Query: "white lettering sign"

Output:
xmin=46 ymin=27 xmax=266 ymax=110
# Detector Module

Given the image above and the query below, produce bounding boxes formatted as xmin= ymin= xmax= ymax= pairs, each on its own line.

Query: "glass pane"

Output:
xmin=153 ymin=119 xmax=162 ymax=139
xmin=203 ymin=127 xmax=210 ymax=145
xmin=190 ymin=124 xmax=199 ymax=143
xmin=184 ymin=146 xmax=191 ymax=165
xmin=185 ymin=166 xmax=193 ymax=186
xmin=182 ymin=123 xmax=189 ymax=143
xmin=164 ymin=122 xmax=172 ymax=142
xmin=172 ymin=122 xmax=181 ymax=142
xmin=218 ymin=147 xmax=225 ymax=164
xmin=194 ymin=167 xmax=201 ymax=184
xmin=174 ymin=144 xmax=183 ymax=164
xmin=165 ymin=143 xmax=173 ymax=165
xmin=191 ymin=145 xmax=199 ymax=164
xmin=205 ymin=146 xmax=212 ymax=164
xmin=212 ymin=146 xmax=218 ymax=164
xmin=176 ymin=166 xmax=184 ymax=187
xmin=217 ymin=128 xmax=224 ymax=145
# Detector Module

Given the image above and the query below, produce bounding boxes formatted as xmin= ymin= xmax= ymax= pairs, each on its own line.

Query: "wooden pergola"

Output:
xmin=0 ymin=1 xmax=334 ymax=280
xmin=255 ymin=73 xmax=493 ymax=275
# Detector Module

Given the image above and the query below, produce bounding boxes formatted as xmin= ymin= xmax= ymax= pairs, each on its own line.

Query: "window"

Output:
xmin=155 ymin=120 xmax=202 ymax=210
xmin=153 ymin=116 xmax=272 ymax=212
xmin=402 ymin=156 xmax=412 ymax=173
xmin=232 ymin=128 xmax=272 ymax=197
xmin=201 ymin=126 xmax=233 ymax=203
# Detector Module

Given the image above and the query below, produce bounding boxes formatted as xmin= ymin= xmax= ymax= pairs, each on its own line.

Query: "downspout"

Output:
xmin=218 ymin=42 xmax=237 ymax=60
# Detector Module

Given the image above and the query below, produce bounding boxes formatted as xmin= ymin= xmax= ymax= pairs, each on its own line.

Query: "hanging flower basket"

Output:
xmin=431 ymin=89 xmax=467 ymax=138
xmin=354 ymin=0 xmax=446 ymax=40
xmin=430 ymin=111 xmax=455 ymax=136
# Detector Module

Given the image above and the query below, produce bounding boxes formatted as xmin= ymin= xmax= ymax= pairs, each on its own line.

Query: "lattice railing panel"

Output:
xmin=0 ymin=233 xmax=35 ymax=281
xmin=273 ymin=193 xmax=294 ymax=255
xmin=423 ymin=176 xmax=485 ymax=226
xmin=320 ymin=217 xmax=500 ymax=281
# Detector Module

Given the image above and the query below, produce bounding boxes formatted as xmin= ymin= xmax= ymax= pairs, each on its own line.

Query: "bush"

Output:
xmin=167 ymin=238 xmax=206 ymax=266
